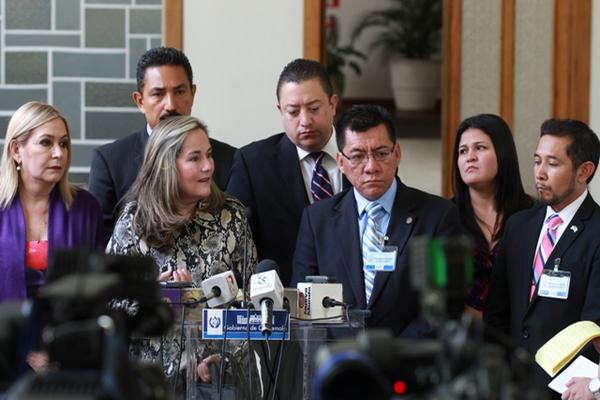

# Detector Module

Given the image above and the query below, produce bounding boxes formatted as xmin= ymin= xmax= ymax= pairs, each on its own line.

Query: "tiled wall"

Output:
xmin=0 ymin=0 xmax=162 ymax=183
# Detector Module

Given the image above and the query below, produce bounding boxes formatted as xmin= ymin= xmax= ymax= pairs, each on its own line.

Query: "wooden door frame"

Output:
xmin=163 ymin=0 xmax=325 ymax=62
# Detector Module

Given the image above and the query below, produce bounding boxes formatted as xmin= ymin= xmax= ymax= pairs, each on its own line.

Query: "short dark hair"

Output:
xmin=335 ymin=104 xmax=396 ymax=150
xmin=540 ymin=118 xmax=600 ymax=183
xmin=276 ymin=58 xmax=333 ymax=101
xmin=452 ymin=113 xmax=533 ymax=246
xmin=136 ymin=47 xmax=193 ymax=93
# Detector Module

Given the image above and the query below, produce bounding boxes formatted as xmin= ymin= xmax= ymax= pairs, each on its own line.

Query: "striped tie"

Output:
xmin=310 ymin=152 xmax=334 ymax=201
xmin=531 ymin=213 xmax=563 ymax=300
xmin=363 ymin=202 xmax=385 ymax=303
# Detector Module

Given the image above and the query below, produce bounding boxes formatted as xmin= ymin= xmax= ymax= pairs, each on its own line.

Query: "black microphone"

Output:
xmin=322 ymin=297 xmax=345 ymax=308
xmin=241 ymin=207 xmax=252 ymax=307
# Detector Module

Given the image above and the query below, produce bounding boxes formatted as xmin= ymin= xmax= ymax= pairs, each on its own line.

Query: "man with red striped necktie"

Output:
xmin=485 ymin=118 xmax=600 ymax=397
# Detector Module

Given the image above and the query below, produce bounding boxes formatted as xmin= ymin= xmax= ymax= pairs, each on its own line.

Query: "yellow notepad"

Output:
xmin=535 ymin=320 xmax=600 ymax=377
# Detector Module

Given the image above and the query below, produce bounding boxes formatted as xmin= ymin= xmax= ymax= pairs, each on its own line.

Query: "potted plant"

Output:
xmin=326 ymin=15 xmax=367 ymax=101
xmin=351 ymin=0 xmax=442 ymax=111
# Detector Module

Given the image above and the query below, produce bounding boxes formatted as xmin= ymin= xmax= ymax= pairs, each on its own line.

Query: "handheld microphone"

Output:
xmin=250 ymin=260 xmax=284 ymax=337
xmin=199 ymin=270 xmax=239 ymax=308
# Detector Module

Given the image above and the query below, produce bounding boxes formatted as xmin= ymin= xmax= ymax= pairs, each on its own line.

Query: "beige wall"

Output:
xmin=512 ymin=0 xmax=554 ymax=194
xmin=182 ymin=0 xmax=303 ymax=147
xmin=460 ymin=0 xmax=501 ymax=119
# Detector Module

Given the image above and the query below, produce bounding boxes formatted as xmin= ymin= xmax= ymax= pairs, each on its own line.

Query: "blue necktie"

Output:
xmin=310 ymin=152 xmax=334 ymax=201
xmin=363 ymin=202 xmax=385 ymax=303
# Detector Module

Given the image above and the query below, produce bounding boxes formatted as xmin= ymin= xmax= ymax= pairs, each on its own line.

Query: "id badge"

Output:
xmin=538 ymin=269 xmax=571 ymax=300
xmin=364 ymin=246 xmax=398 ymax=272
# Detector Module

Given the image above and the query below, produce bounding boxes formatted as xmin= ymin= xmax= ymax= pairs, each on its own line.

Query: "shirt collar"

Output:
xmin=146 ymin=123 xmax=152 ymax=136
xmin=295 ymin=126 xmax=337 ymax=161
xmin=544 ymin=189 xmax=588 ymax=224
xmin=355 ymin=179 xmax=398 ymax=217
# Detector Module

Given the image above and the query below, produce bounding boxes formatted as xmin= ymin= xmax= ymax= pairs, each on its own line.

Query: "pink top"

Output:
xmin=25 ymin=240 xmax=48 ymax=271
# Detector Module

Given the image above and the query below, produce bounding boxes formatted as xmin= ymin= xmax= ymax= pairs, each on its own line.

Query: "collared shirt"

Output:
xmin=533 ymin=189 xmax=588 ymax=265
xmin=146 ymin=123 xmax=152 ymax=136
xmin=355 ymin=179 xmax=398 ymax=247
xmin=296 ymin=127 xmax=342 ymax=203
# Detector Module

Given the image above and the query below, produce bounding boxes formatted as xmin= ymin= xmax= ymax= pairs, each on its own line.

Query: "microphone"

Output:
xmin=199 ymin=269 xmax=239 ymax=308
xmin=241 ymin=207 xmax=252 ymax=305
xmin=297 ymin=279 xmax=344 ymax=321
xmin=250 ymin=259 xmax=284 ymax=337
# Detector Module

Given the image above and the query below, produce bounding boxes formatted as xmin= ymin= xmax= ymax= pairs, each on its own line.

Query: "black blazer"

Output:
xmin=291 ymin=179 xmax=462 ymax=336
xmin=485 ymin=194 xmax=600 ymax=387
xmin=226 ymin=133 xmax=348 ymax=286
xmin=88 ymin=128 xmax=236 ymax=241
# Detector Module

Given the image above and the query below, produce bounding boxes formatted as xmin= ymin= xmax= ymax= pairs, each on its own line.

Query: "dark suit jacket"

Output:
xmin=484 ymin=194 xmax=600 ymax=387
xmin=291 ymin=179 xmax=462 ymax=336
xmin=226 ymin=132 xmax=348 ymax=286
xmin=88 ymin=128 xmax=236 ymax=241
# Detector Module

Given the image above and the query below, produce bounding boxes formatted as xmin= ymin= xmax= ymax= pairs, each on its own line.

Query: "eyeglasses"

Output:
xmin=340 ymin=147 xmax=395 ymax=166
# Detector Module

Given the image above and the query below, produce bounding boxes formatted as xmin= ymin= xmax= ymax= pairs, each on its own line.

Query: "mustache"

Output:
xmin=159 ymin=111 xmax=182 ymax=120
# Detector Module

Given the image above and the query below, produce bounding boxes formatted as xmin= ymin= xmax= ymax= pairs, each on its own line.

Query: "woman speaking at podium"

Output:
xmin=107 ymin=115 xmax=257 ymax=393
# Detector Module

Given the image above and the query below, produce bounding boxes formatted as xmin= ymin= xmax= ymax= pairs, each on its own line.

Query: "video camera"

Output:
xmin=313 ymin=236 xmax=547 ymax=400
xmin=4 ymin=250 xmax=174 ymax=400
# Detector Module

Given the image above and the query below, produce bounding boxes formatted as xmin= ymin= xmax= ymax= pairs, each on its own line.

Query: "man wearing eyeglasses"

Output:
xmin=291 ymin=104 xmax=462 ymax=336
xmin=227 ymin=59 xmax=349 ymax=286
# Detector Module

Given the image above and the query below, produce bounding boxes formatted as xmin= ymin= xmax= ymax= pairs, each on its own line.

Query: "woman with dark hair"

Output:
xmin=453 ymin=113 xmax=533 ymax=316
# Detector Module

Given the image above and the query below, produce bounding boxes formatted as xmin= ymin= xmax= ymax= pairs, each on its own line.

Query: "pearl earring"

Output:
xmin=16 ymin=162 xmax=21 ymax=171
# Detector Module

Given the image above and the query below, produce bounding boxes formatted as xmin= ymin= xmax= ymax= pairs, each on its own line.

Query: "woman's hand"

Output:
xmin=196 ymin=354 xmax=221 ymax=383
xmin=561 ymin=377 xmax=594 ymax=400
xmin=158 ymin=266 xmax=192 ymax=282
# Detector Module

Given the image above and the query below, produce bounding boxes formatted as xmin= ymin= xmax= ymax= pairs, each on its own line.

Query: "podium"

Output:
xmin=185 ymin=310 xmax=366 ymax=400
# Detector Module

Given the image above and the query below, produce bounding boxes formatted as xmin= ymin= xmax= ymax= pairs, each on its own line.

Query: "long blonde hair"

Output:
xmin=0 ymin=101 xmax=74 ymax=209
xmin=127 ymin=115 xmax=225 ymax=248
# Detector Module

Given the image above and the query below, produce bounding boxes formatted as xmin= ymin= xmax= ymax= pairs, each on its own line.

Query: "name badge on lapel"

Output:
xmin=538 ymin=258 xmax=570 ymax=300
xmin=364 ymin=245 xmax=398 ymax=272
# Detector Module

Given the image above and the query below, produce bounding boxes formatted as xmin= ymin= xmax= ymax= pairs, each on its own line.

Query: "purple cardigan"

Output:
xmin=0 ymin=187 xmax=105 ymax=301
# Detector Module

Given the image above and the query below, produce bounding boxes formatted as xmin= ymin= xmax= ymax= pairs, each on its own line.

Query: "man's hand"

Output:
xmin=561 ymin=377 xmax=594 ymax=400
xmin=196 ymin=354 xmax=221 ymax=383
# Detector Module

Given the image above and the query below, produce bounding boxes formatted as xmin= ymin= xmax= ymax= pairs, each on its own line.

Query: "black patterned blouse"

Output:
xmin=106 ymin=196 xmax=258 ymax=392
xmin=107 ymin=196 xmax=257 ymax=287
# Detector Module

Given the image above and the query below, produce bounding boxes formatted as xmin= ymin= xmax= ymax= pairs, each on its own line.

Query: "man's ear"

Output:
xmin=336 ymin=152 xmax=345 ymax=174
xmin=577 ymin=160 xmax=595 ymax=184
xmin=132 ymin=91 xmax=144 ymax=112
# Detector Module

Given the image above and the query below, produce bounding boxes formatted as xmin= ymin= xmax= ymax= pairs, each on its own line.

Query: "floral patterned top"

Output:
xmin=106 ymin=196 xmax=258 ymax=393
xmin=107 ymin=196 xmax=257 ymax=288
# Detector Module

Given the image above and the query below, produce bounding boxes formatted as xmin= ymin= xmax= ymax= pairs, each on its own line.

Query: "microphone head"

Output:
xmin=200 ymin=270 xmax=239 ymax=308
xmin=255 ymin=259 xmax=280 ymax=275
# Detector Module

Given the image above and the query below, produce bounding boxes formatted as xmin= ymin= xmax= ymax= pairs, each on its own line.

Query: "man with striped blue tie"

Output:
xmin=291 ymin=104 xmax=462 ymax=336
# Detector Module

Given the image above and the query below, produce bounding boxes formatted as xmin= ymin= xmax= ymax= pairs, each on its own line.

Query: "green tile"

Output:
xmin=56 ymin=0 xmax=80 ymax=30
xmin=54 ymin=82 xmax=81 ymax=139
xmin=130 ymin=9 xmax=161 ymax=34
xmin=6 ymin=0 xmax=51 ymax=30
xmin=85 ymin=111 xmax=145 ymax=139
xmin=54 ymin=52 xmax=125 ymax=78
xmin=129 ymin=38 xmax=147 ymax=80
xmin=86 ymin=9 xmax=125 ymax=48
xmin=85 ymin=82 xmax=137 ymax=107
xmin=0 ymin=89 xmax=47 ymax=110
xmin=6 ymin=34 xmax=80 ymax=47
xmin=5 ymin=52 xmax=47 ymax=84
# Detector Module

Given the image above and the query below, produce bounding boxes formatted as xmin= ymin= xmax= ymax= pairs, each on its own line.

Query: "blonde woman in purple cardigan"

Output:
xmin=0 ymin=101 xmax=104 ymax=302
